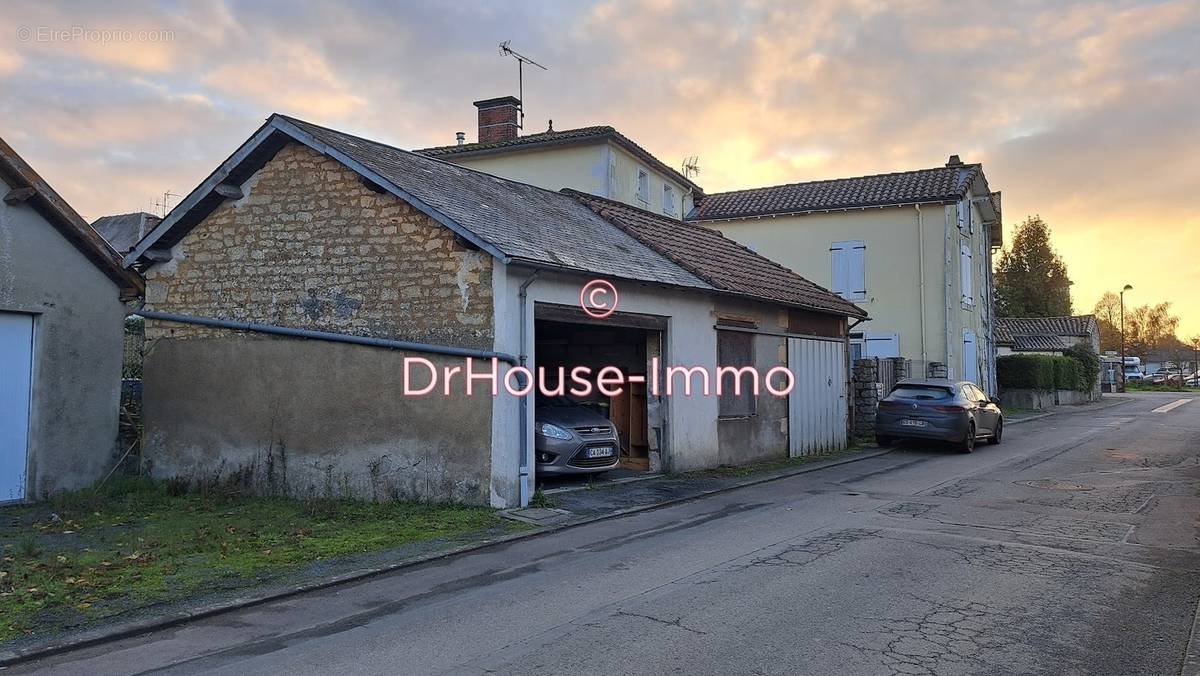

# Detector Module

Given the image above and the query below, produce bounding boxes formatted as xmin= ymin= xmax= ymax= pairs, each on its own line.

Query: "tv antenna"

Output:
xmin=153 ymin=190 xmax=179 ymax=217
xmin=499 ymin=40 xmax=548 ymax=130
xmin=681 ymin=156 xmax=701 ymax=180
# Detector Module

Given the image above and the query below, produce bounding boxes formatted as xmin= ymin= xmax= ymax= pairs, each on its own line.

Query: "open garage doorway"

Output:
xmin=533 ymin=305 xmax=666 ymax=487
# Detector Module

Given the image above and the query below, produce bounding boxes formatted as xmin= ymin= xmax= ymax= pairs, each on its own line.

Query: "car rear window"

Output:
xmin=889 ymin=385 xmax=953 ymax=400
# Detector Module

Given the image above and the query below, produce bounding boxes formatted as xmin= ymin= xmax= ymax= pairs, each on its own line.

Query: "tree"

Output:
xmin=1092 ymin=294 xmax=1181 ymax=357
xmin=1094 ymin=292 xmax=1121 ymax=353
xmin=994 ymin=216 xmax=1073 ymax=317
xmin=1124 ymin=302 xmax=1180 ymax=356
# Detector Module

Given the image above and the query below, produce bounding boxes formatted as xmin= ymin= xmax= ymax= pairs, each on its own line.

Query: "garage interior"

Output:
xmin=533 ymin=306 xmax=666 ymax=479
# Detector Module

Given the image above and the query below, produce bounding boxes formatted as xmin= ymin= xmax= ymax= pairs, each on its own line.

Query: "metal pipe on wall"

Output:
xmin=133 ymin=309 xmax=519 ymax=364
xmin=516 ymin=269 xmax=540 ymax=507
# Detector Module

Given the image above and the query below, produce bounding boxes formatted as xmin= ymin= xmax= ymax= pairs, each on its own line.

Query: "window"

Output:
xmin=663 ymin=184 xmax=676 ymax=216
xmin=959 ymin=241 xmax=973 ymax=306
xmin=717 ymin=330 xmax=755 ymax=417
xmin=830 ymin=240 xmax=866 ymax=300
xmin=635 ymin=168 xmax=649 ymax=204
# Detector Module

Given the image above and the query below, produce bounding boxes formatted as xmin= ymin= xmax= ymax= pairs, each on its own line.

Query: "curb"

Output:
xmin=1006 ymin=396 xmax=1135 ymax=427
xmin=0 ymin=446 xmax=892 ymax=667
xmin=1182 ymin=592 xmax=1200 ymax=676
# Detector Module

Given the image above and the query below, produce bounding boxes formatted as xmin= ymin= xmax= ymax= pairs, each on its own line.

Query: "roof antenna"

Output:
xmin=153 ymin=190 xmax=179 ymax=217
xmin=498 ymin=40 xmax=548 ymax=131
xmin=681 ymin=156 xmax=701 ymax=180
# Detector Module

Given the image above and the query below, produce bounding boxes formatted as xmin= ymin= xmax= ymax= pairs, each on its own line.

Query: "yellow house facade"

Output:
xmin=417 ymin=98 xmax=701 ymax=219
xmin=690 ymin=157 xmax=1002 ymax=393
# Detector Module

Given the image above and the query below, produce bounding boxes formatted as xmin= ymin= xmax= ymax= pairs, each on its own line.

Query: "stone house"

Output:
xmin=0 ymin=135 xmax=144 ymax=502
xmin=124 ymin=114 xmax=865 ymax=507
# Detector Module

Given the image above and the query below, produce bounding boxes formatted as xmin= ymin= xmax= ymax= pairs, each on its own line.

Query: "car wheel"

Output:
xmin=960 ymin=422 xmax=976 ymax=454
xmin=876 ymin=435 xmax=893 ymax=447
xmin=989 ymin=418 xmax=1003 ymax=445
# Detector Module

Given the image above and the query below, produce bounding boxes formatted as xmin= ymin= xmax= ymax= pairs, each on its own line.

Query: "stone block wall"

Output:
xmin=144 ymin=142 xmax=493 ymax=349
xmin=852 ymin=358 xmax=881 ymax=439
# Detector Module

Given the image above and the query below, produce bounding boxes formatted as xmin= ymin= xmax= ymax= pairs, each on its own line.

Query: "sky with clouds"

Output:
xmin=2 ymin=0 xmax=1197 ymax=336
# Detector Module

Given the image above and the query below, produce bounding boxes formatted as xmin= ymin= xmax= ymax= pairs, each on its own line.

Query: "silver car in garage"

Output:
xmin=534 ymin=397 xmax=621 ymax=476
xmin=875 ymin=379 xmax=1003 ymax=453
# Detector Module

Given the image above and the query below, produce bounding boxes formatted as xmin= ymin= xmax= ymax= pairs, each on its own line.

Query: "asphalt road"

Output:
xmin=13 ymin=392 xmax=1200 ymax=675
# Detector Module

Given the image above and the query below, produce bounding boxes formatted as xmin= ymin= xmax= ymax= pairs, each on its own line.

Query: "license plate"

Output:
xmin=587 ymin=446 xmax=614 ymax=458
xmin=900 ymin=419 xmax=928 ymax=428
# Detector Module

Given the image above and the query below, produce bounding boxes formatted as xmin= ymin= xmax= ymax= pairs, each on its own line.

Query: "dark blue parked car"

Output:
xmin=875 ymin=379 xmax=1003 ymax=453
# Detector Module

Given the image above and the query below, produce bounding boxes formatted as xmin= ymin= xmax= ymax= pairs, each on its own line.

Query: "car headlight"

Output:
xmin=537 ymin=423 xmax=572 ymax=440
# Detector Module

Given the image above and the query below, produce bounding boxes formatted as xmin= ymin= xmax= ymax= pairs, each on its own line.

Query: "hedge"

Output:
xmin=997 ymin=354 xmax=1086 ymax=392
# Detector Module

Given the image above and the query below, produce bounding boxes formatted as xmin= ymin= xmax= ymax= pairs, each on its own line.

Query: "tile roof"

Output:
xmin=1010 ymin=334 xmax=1071 ymax=352
xmin=995 ymin=315 xmax=1098 ymax=351
xmin=91 ymin=211 xmax=161 ymax=255
xmin=565 ymin=189 xmax=867 ymax=318
xmin=282 ymin=116 xmax=708 ymax=290
xmin=416 ymin=125 xmax=704 ymax=195
xmin=0 ymin=135 xmax=143 ymax=299
xmin=995 ymin=315 xmax=1097 ymax=341
xmin=689 ymin=165 xmax=981 ymax=221
xmin=130 ymin=114 xmax=863 ymax=318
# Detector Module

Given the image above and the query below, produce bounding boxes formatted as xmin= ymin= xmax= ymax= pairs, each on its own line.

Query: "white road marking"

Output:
xmin=1151 ymin=398 xmax=1194 ymax=413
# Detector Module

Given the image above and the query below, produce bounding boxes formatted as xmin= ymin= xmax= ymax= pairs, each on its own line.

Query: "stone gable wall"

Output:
xmin=144 ymin=142 xmax=493 ymax=348
xmin=140 ymin=142 xmax=496 ymax=504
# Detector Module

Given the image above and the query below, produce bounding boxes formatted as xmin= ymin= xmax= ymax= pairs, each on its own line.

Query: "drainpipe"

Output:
xmin=944 ymin=205 xmax=953 ymax=379
xmin=516 ymin=270 xmax=540 ymax=507
xmin=916 ymin=205 xmax=928 ymax=368
xmin=131 ymin=309 xmax=519 ymax=363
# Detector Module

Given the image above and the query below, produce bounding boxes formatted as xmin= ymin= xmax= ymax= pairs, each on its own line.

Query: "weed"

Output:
xmin=528 ymin=487 xmax=558 ymax=508
xmin=15 ymin=534 xmax=41 ymax=559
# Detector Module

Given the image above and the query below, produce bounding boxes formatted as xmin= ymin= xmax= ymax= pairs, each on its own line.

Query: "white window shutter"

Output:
xmin=830 ymin=242 xmax=848 ymax=297
xmin=864 ymin=332 xmax=900 ymax=358
xmin=831 ymin=241 xmax=865 ymax=300
xmin=962 ymin=329 xmax=978 ymax=384
xmin=851 ymin=243 xmax=866 ymax=298
xmin=960 ymin=242 xmax=973 ymax=305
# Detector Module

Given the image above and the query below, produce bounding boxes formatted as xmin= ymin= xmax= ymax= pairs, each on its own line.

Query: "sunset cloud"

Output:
xmin=1 ymin=0 xmax=1196 ymax=335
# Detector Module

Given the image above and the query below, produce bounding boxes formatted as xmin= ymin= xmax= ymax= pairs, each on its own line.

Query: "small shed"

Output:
xmin=0 ymin=135 xmax=143 ymax=502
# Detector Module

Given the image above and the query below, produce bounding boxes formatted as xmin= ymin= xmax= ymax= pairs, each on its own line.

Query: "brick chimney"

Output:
xmin=474 ymin=96 xmax=521 ymax=143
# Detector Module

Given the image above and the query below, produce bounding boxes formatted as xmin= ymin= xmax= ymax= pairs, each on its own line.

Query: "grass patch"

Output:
xmin=686 ymin=446 xmax=865 ymax=479
xmin=1125 ymin=381 xmax=1197 ymax=393
xmin=0 ymin=477 xmax=512 ymax=644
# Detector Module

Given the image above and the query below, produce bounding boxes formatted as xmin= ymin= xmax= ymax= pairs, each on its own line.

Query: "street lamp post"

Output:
xmin=1120 ymin=284 xmax=1132 ymax=392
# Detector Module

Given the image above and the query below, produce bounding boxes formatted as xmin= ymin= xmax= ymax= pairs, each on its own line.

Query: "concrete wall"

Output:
xmin=448 ymin=140 xmax=695 ymax=219
xmin=0 ymin=176 xmax=126 ymax=498
xmin=141 ymin=142 xmax=496 ymax=503
xmin=142 ymin=338 xmax=492 ymax=502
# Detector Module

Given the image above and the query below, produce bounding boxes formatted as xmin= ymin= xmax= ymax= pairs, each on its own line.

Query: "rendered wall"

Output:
xmin=0 ymin=176 xmax=126 ymax=498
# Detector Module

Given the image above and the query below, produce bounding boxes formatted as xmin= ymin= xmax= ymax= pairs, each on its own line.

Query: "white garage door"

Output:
xmin=1 ymin=313 xmax=33 ymax=502
xmin=788 ymin=337 xmax=848 ymax=457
